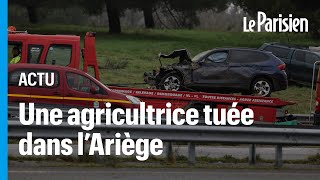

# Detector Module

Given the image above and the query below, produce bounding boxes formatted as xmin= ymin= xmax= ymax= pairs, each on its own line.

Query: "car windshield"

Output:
xmin=85 ymin=72 xmax=111 ymax=91
xmin=192 ymin=50 xmax=211 ymax=62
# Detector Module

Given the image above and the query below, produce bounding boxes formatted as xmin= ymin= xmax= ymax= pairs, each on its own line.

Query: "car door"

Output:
xmin=8 ymin=68 xmax=32 ymax=104
xmin=63 ymin=71 xmax=104 ymax=108
xmin=192 ymin=50 xmax=230 ymax=88
xmin=225 ymin=50 xmax=258 ymax=88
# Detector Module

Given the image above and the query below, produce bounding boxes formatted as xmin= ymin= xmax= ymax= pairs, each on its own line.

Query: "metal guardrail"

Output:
xmin=8 ymin=105 xmax=320 ymax=167
xmin=288 ymin=114 xmax=312 ymax=120
xmin=286 ymin=114 xmax=314 ymax=126
xmin=8 ymin=121 xmax=320 ymax=145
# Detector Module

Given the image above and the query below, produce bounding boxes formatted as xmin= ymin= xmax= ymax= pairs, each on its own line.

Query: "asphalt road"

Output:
xmin=9 ymin=167 xmax=320 ymax=180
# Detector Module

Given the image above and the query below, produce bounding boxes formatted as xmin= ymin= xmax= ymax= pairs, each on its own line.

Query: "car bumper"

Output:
xmin=314 ymin=112 xmax=320 ymax=126
xmin=273 ymin=79 xmax=288 ymax=91
xmin=271 ymin=72 xmax=288 ymax=91
xmin=144 ymin=71 xmax=157 ymax=85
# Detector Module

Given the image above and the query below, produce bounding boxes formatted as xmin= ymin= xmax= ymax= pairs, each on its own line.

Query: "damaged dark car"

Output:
xmin=144 ymin=48 xmax=288 ymax=97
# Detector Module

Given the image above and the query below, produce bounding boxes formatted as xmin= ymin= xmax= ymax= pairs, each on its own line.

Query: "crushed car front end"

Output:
xmin=144 ymin=49 xmax=193 ymax=89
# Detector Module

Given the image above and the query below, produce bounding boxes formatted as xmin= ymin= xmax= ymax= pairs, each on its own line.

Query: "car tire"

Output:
xmin=158 ymin=72 xmax=182 ymax=91
xmin=251 ymin=78 xmax=273 ymax=97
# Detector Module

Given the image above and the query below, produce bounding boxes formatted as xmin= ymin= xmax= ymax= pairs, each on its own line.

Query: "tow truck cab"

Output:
xmin=8 ymin=28 xmax=100 ymax=80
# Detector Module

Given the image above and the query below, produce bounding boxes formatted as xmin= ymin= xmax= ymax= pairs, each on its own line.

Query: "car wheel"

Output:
xmin=251 ymin=78 xmax=273 ymax=97
xmin=158 ymin=72 xmax=182 ymax=91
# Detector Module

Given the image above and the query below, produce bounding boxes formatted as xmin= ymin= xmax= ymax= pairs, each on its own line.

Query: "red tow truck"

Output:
xmin=9 ymin=27 xmax=309 ymax=124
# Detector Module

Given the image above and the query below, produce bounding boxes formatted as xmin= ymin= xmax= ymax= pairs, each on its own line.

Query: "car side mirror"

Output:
xmin=90 ymin=86 xmax=98 ymax=94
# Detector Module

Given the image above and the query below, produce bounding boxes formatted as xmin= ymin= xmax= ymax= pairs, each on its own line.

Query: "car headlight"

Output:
xmin=126 ymin=95 xmax=141 ymax=105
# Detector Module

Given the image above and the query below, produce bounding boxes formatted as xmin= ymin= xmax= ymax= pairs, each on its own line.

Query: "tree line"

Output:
xmin=9 ymin=0 xmax=320 ymax=37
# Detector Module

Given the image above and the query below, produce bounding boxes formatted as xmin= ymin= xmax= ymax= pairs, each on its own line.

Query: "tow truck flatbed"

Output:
xmin=110 ymin=86 xmax=294 ymax=123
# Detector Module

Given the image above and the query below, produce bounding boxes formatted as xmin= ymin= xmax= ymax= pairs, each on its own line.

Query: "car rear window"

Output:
xmin=229 ymin=50 xmax=269 ymax=63
xmin=263 ymin=46 xmax=290 ymax=59
xmin=292 ymin=50 xmax=306 ymax=62
xmin=292 ymin=50 xmax=320 ymax=65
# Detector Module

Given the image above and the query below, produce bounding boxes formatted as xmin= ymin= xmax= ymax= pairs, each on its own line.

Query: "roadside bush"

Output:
xmin=100 ymin=58 xmax=129 ymax=70
xmin=307 ymin=153 xmax=320 ymax=165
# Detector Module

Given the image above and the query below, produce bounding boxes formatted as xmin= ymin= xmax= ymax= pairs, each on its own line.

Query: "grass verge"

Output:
xmin=9 ymin=153 xmax=320 ymax=168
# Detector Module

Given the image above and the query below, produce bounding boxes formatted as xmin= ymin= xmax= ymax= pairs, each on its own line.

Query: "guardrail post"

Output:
xmin=249 ymin=144 xmax=256 ymax=165
xmin=188 ymin=142 xmax=196 ymax=165
xmin=275 ymin=145 xmax=283 ymax=168
xmin=95 ymin=141 xmax=104 ymax=164
xmin=166 ymin=142 xmax=175 ymax=163
xmin=78 ymin=142 xmax=84 ymax=160
xmin=83 ymin=142 xmax=87 ymax=155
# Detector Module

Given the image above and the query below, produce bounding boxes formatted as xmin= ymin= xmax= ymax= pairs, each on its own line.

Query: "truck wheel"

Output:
xmin=158 ymin=72 xmax=182 ymax=91
xmin=251 ymin=78 xmax=273 ymax=97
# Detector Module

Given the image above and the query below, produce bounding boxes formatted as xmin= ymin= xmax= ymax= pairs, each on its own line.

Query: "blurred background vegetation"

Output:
xmin=8 ymin=0 xmax=320 ymax=37
xmin=8 ymin=0 xmax=320 ymax=113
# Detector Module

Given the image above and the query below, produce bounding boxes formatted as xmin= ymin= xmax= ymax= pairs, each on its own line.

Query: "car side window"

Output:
xmin=206 ymin=51 xmax=228 ymax=63
xmin=8 ymin=70 xmax=26 ymax=86
xmin=35 ymin=70 xmax=60 ymax=88
xmin=292 ymin=50 xmax=306 ymax=62
xmin=229 ymin=50 xmax=269 ymax=63
xmin=305 ymin=53 xmax=320 ymax=64
xmin=264 ymin=46 xmax=290 ymax=59
xmin=45 ymin=44 xmax=72 ymax=66
xmin=8 ymin=69 xmax=59 ymax=88
xmin=66 ymin=72 xmax=105 ymax=95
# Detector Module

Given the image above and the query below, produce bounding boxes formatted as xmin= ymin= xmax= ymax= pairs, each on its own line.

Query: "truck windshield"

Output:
xmin=8 ymin=41 xmax=22 ymax=64
xmin=45 ymin=44 xmax=72 ymax=66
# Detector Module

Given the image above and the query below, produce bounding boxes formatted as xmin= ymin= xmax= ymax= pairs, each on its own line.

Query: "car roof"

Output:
xmin=8 ymin=64 xmax=81 ymax=73
xmin=263 ymin=43 xmax=320 ymax=55
xmin=263 ymin=42 xmax=310 ymax=50
xmin=212 ymin=48 xmax=269 ymax=54
xmin=192 ymin=48 xmax=273 ymax=62
xmin=8 ymin=33 xmax=80 ymax=41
